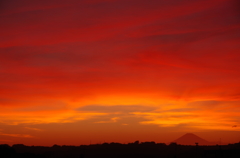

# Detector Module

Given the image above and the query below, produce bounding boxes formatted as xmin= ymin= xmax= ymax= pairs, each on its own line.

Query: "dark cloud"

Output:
xmin=164 ymin=108 xmax=198 ymax=112
xmin=188 ymin=100 xmax=221 ymax=107
xmin=77 ymin=105 xmax=156 ymax=113
xmin=17 ymin=102 xmax=67 ymax=112
xmin=187 ymin=100 xmax=240 ymax=111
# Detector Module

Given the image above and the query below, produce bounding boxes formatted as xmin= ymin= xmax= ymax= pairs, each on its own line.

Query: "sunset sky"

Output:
xmin=0 ymin=0 xmax=240 ymax=146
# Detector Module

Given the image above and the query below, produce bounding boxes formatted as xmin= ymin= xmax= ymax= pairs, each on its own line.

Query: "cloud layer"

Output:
xmin=0 ymin=0 xmax=240 ymax=145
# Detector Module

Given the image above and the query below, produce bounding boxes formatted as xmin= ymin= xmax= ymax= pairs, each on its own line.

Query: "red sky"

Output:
xmin=0 ymin=0 xmax=240 ymax=146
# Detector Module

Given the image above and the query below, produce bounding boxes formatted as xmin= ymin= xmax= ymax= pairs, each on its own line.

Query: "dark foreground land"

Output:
xmin=1 ymin=141 xmax=240 ymax=158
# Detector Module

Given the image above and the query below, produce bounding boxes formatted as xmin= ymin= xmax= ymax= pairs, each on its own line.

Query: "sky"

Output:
xmin=0 ymin=0 xmax=240 ymax=146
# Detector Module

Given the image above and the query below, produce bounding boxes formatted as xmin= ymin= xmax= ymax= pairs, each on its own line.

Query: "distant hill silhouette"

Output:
xmin=174 ymin=133 xmax=210 ymax=145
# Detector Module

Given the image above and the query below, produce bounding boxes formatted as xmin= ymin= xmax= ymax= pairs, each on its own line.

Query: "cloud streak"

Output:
xmin=0 ymin=132 xmax=33 ymax=138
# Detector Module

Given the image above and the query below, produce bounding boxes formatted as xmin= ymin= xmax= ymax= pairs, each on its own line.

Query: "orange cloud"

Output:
xmin=0 ymin=111 xmax=107 ymax=125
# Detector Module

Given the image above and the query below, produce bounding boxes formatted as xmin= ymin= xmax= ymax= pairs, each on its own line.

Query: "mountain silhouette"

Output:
xmin=174 ymin=133 xmax=210 ymax=145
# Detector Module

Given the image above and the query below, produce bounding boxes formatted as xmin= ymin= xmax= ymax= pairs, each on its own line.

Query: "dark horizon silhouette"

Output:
xmin=1 ymin=140 xmax=240 ymax=158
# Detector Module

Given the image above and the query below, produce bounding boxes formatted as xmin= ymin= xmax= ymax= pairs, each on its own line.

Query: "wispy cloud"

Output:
xmin=0 ymin=110 xmax=107 ymax=125
xmin=94 ymin=117 xmax=121 ymax=123
xmin=130 ymin=100 xmax=240 ymax=131
xmin=0 ymin=132 xmax=33 ymax=138
xmin=24 ymin=127 xmax=43 ymax=131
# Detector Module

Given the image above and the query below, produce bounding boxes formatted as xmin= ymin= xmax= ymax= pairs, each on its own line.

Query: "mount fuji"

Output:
xmin=174 ymin=133 xmax=211 ymax=145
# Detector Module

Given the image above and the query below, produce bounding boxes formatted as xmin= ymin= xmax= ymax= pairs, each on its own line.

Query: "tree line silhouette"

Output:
xmin=1 ymin=141 xmax=240 ymax=158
